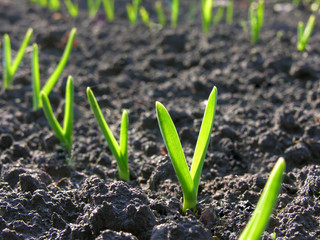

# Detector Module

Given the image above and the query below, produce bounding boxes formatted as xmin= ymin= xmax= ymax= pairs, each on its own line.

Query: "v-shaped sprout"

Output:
xmin=87 ymin=87 xmax=129 ymax=181
xmin=126 ymin=0 xmax=141 ymax=26
xmin=3 ymin=28 xmax=33 ymax=90
xmin=297 ymin=14 xmax=315 ymax=51
xmin=239 ymin=157 xmax=285 ymax=240
xmin=156 ymin=87 xmax=217 ymax=212
xmin=41 ymin=76 xmax=74 ymax=156
xmin=32 ymin=28 xmax=76 ymax=110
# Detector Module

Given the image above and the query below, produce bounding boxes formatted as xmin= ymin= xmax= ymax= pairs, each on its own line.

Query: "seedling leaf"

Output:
xmin=156 ymin=101 xmax=196 ymax=204
xmin=3 ymin=28 xmax=33 ymax=89
xmin=239 ymin=157 xmax=286 ymax=240
xmin=42 ymin=28 xmax=77 ymax=97
xmin=156 ymin=87 xmax=218 ymax=212
xmin=190 ymin=88 xmax=217 ymax=195
xmin=33 ymin=28 xmax=76 ymax=109
xmin=297 ymin=14 xmax=315 ymax=51
xmin=41 ymin=76 xmax=74 ymax=154
xmin=87 ymin=87 xmax=129 ymax=181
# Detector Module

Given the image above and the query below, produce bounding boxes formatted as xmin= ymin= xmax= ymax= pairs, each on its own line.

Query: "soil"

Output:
xmin=0 ymin=0 xmax=320 ymax=239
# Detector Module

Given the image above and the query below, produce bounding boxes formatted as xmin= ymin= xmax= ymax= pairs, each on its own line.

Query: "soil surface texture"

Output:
xmin=0 ymin=0 xmax=320 ymax=239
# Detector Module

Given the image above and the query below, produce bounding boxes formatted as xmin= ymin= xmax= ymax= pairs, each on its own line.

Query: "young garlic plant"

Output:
xmin=239 ymin=157 xmax=285 ymax=240
xmin=41 ymin=76 xmax=74 ymax=155
xmin=156 ymin=87 xmax=217 ymax=212
xmin=87 ymin=87 xmax=130 ymax=181
xmin=3 ymin=28 xmax=33 ymax=90
xmin=297 ymin=14 xmax=316 ymax=51
xmin=32 ymin=28 xmax=76 ymax=110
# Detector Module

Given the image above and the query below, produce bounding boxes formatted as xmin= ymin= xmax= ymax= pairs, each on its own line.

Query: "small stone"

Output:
xmin=258 ymin=131 xmax=278 ymax=152
xmin=0 ymin=134 xmax=13 ymax=150
xmin=285 ymin=143 xmax=312 ymax=165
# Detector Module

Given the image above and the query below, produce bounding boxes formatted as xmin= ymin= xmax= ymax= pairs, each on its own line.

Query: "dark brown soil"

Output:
xmin=0 ymin=0 xmax=320 ymax=239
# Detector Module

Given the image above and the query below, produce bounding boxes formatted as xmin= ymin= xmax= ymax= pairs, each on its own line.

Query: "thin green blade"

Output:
xmin=3 ymin=34 xmax=12 ymax=89
xmin=239 ymin=157 xmax=286 ymax=240
xmin=42 ymin=28 xmax=77 ymax=96
xmin=190 ymin=87 xmax=217 ymax=195
xmin=119 ymin=110 xmax=129 ymax=181
xmin=63 ymin=76 xmax=74 ymax=148
xmin=41 ymin=91 xmax=67 ymax=150
xmin=86 ymin=87 xmax=124 ymax=169
xmin=171 ymin=0 xmax=179 ymax=28
xmin=11 ymin=28 xmax=33 ymax=75
xmin=156 ymin=102 xmax=195 ymax=200
xmin=102 ymin=0 xmax=114 ymax=22
xmin=32 ymin=43 xmax=41 ymax=110
xmin=301 ymin=14 xmax=315 ymax=47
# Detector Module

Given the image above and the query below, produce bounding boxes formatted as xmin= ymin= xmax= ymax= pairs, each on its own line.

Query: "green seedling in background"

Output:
xmin=297 ymin=14 xmax=315 ymax=51
xmin=30 ymin=0 xmax=60 ymax=10
xmin=41 ymin=76 xmax=74 ymax=155
xmin=250 ymin=0 xmax=264 ymax=43
xmin=239 ymin=157 xmax=285 ymax=240
xmin=37 ymin=0 xmax=48 ymax=8
xmin=155 ymin=1 xmax=166 ymax=27
xmin=32 ymin=28 xmax=76 ymax=110
xmin=102 ymin=0 xmax=114 ymax=22
xmin=171 ymin=0 xmax=179 ymax=28
xmin=126 ymin=0 xmax=140 ymax=26
xmin=139 ymin=6 xmax=151 ymax=28
xmin=156 ymin=87 xmax=217 ymax=213
xmin=3 ymin=28 xmax=33 ymax=90
xmin=226 ymin=0 xmax=234 ymax=24
xmin=88 ymin=0 xmax=102 ymax=18
xmin=48 ymin=0 xmax=60 ymax=11
xmin=201 ymin=0 xmax=213 ymax=34
xmin=212 ymin=6 xmax=224 ymax=25
xmin=87 ymin=87 xmax=130 ymax=181
xmin=64 ymin=0 xmax=79 ymax=18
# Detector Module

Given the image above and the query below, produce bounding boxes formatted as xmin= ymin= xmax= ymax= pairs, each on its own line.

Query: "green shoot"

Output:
xmin=171 ymin=0 xmax=179 ymax=28
xmin=102 ymin=0 xmax=114 ymax=22
xmin=139 ymin=6 xmax=151 ymax=28
xmin=297 ymin=14 xmax=316 ymax=51
xmin=3 ymin=28 xmax=33 ymax=90
xmin=212 ymin=6 xmax=224 ymax=25
xmin=226 ymin=0 xmax=233 ymax=24
xmin=64 ymin=0 xmax=79 ymax=18
xmin=88 ymin=0 xmax=102 ymax=18
xmin=41 ymin=76 xmax=74 ymax=155
xmin=38 ymin=0 xmax=48 ymax=8
xmin=87 ymin=87 xmax=130 ymax=181
xmin=155 ymin=1 xmax=166 ymax=27
xmin=201 ymin=0 xmax=213 ymax=34
xmin=48 ymin=0 xmax=60 ymax=11
xmin=249 ymin=0 xmax=264 ymax=43
xmin=239 ymin=157 xmax=286 ymax=240
xmin=126 ymin=0 xmax=140 ymax=26
xmin=32 ymin=28 xmax=77 ymax=110
xmin=156 ymin=87 xmax=217 ymax=212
